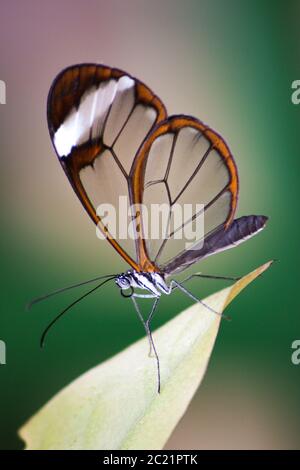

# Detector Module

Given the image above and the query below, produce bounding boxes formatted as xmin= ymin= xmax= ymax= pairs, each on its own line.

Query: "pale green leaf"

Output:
xmin=19 ymin=261 xmax=272 ymax=450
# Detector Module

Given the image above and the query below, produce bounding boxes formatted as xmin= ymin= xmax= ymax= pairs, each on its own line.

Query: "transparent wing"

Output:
xmin=47 ymin=63 xmax=167 ymax=269
xmin=131 ymin=115 xmax=239 ymax=271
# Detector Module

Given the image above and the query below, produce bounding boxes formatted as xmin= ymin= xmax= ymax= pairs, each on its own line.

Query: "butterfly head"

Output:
xmin=115 ymin=273 xmax=131 ymax=290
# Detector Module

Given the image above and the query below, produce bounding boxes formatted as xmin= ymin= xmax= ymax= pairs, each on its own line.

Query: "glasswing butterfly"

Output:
xmin=30 ymin=64 xmax=268 ymax=392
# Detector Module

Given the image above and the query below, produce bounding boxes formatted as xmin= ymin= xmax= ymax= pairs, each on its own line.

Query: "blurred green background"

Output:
xmin=0 ymin=0 xmax=299 ymax=449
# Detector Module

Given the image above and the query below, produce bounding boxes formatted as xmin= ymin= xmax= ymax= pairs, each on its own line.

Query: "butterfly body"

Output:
xmin=115 ymin=271 xmax=170 ymax=298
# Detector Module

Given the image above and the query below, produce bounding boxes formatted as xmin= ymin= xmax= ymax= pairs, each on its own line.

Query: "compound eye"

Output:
xmin=118 ymin=277 xmax=128 ymax=288
xmin=122 ymin=279 xmax=130 ymax=288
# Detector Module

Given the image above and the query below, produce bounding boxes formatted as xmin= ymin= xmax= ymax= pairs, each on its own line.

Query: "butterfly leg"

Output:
xmin=169 ymin=273 xmax=240 ymax=293
xmin=132 ymin=293 xmax=158 ymax=298
xmin=181 ymin=273 xmax=241 ymax=283
xmin=145 ymin=297 xmax=160 ymax=358
xmin=145 ymin=298 xmax=161 ymax=392
xmin=131 ymin=295 xmax=158 ymax=356
xmin=131 ymin=296 xmax=161 ymax=393
xmin=169 ymin=280 xmax=230 ymax=320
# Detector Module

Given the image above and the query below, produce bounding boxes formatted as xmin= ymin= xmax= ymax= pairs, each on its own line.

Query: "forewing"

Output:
xmin=47 ymin=64 xmax=167 ymax=269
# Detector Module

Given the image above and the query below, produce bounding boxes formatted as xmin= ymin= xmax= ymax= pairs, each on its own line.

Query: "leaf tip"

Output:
xmin=223 ymin=259 xmax=273 ymax=309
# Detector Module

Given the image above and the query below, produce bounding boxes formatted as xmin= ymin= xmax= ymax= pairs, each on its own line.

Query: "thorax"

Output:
xmin=115 ymin=270 xmax=170 ymax=296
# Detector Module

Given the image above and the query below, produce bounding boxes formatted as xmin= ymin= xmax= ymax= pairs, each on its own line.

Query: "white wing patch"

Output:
xmin=53 ymin=76 xmax=135 ymax=158
xmin=54 ymin=106 xmax=79 ymax=157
